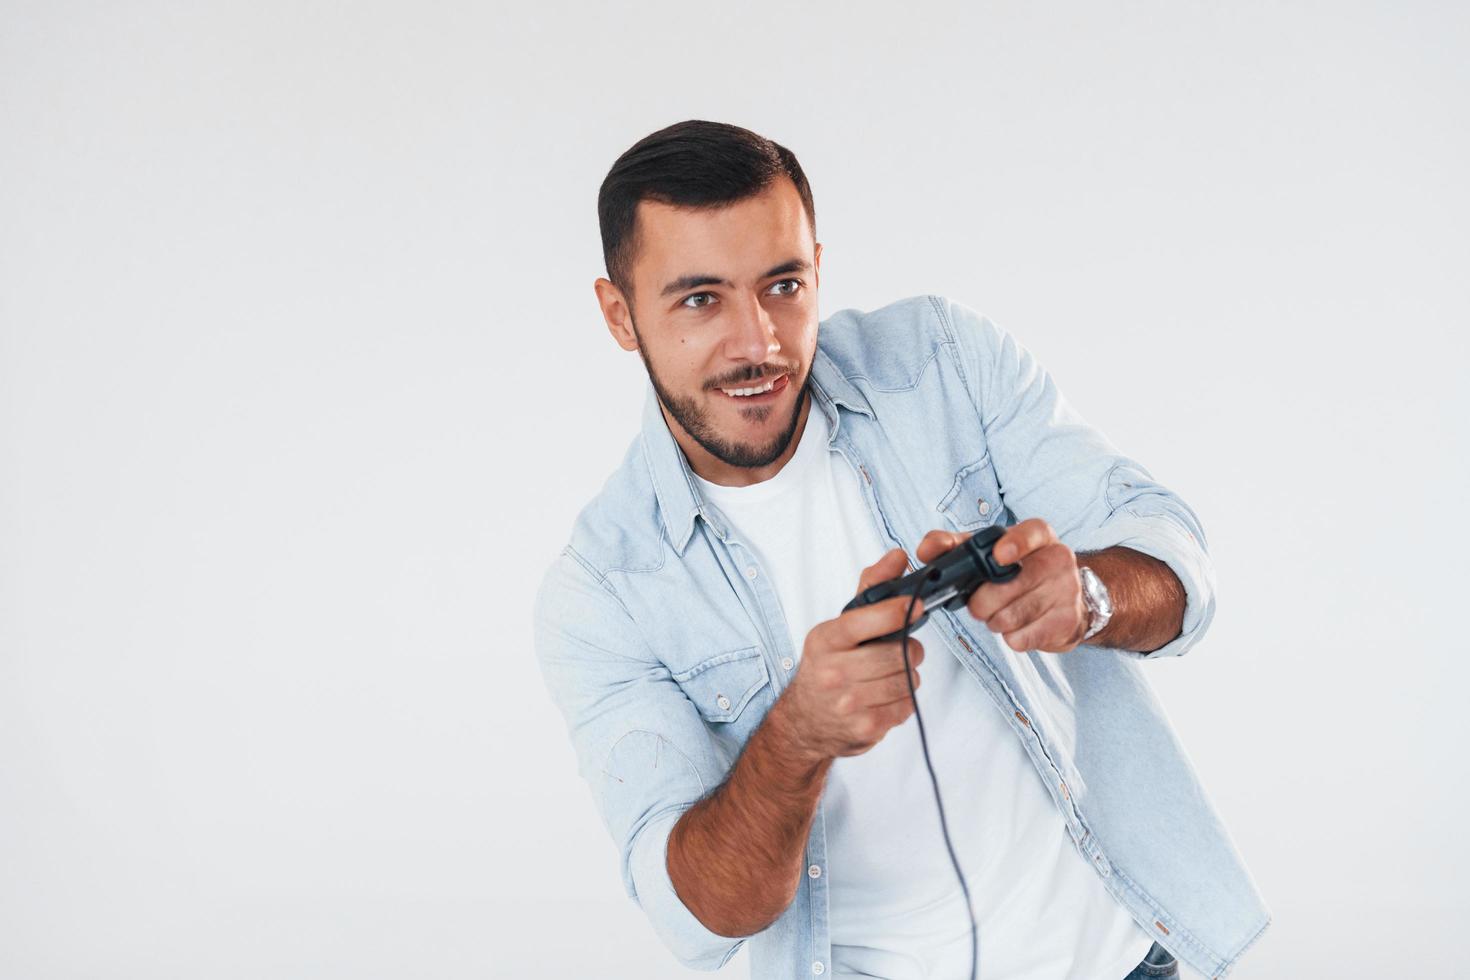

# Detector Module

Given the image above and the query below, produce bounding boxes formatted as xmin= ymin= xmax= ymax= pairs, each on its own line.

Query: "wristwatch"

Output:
xmin=1078 ymin=565 xmax=1114 ymax=641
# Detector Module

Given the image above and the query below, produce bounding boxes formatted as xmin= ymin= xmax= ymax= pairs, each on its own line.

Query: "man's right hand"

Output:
xmin=780 ymin=547 xmax=927 ymax=763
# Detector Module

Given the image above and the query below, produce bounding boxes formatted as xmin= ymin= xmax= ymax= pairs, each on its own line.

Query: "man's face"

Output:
xmin=596 ymin=176 xmax=821 ymax=484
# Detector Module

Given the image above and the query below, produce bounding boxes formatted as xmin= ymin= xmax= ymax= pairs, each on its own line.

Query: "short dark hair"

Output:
xmin=597 ymin=119 xmax=817 ymax=306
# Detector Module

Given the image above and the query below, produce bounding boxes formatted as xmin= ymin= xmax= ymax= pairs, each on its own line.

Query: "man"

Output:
xmin=533 ymin=119 xmax=1271 ymax=979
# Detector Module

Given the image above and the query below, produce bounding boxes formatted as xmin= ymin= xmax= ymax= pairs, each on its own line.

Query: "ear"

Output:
xmin=593 ymin=278 xmax=639 ymax=352
xmin=813 ymin=242 xmax=822 ymax=290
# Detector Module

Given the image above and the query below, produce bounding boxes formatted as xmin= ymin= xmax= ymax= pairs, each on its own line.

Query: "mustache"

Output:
xmin=708 ymin=364 xmax=799 ymax=389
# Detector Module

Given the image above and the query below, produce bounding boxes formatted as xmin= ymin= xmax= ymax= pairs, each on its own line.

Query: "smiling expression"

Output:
xmin=595 ymin=175 xmax=822 ymax=487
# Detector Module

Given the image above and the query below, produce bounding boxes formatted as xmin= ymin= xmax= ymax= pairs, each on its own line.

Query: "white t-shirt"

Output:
xmin=693 ymin=397 xmax=1153 ymax=980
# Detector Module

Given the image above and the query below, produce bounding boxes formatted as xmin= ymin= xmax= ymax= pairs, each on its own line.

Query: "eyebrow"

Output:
xmin=660 ymin=258 xmax=812 ymax=299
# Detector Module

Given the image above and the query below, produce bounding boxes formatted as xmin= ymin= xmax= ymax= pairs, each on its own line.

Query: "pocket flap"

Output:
xmin=671 ymin=646 xmax=771 ymax=723
xmin=937 ymin=454 xmax=1002 ymax=530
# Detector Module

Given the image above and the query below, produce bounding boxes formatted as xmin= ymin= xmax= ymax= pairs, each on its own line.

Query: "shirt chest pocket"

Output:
xmin=671 ymin=645 xmax=772 ymax=742
xmin=935 ymin=452 xmax=1004 ymax=531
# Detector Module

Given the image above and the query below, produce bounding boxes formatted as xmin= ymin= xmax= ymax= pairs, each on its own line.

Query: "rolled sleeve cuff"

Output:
xmin=1070 ymin=512 xmax=1217 ymax=660
xmin=625 ymin=803 xmax=747 ymax=971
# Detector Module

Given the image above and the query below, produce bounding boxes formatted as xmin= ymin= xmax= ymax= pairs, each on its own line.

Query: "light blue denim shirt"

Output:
xmin=532 ymin=295 xmax=1272 ymax=979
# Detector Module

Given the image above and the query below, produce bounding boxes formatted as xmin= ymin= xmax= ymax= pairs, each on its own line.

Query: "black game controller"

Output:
xmin=842 ymin=525 xmax=1023 ymax=644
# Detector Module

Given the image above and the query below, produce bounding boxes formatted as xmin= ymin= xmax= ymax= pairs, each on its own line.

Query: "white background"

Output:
xmin=2 ymin=2 xmax=1465 ymax=977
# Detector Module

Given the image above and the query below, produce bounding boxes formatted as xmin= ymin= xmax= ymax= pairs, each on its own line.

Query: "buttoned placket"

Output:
xmin=688 ymin=386 xmax=863 ymax=977
xmin=822 ymin=412 xmax=1116 ymax=883
xmin=697 ymin=509 xmax=833 ymax=976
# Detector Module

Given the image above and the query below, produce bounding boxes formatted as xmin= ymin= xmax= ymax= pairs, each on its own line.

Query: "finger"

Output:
xmin=967 ymin=542 xmax=1070 ymax=621
xmin=992 ymin=517 xmax=1059 ymax=565
xmin=850 ymin=699 xmax=915 ymax=744
xmin=831 ymin=593 xmax=926 ymax=648
xmin=850 ymin=638 xmax=925 ymax=680
xmin=863 ymin=666 xmax=922 ymax=708
xmin=966 ymin=561 xmax=1042 ymax=620
xmin=916 ymin=528 xmax=971 ymax=565
xmin=986 ymin=580 xmax=1065 ymax=637
xmin=856 ymin=547 xmax=910 ymax=594
xmin=884 ymin=698 xmax=918 ymax=729
xmin=1005 ymin=605 xmax=1082 ymax=653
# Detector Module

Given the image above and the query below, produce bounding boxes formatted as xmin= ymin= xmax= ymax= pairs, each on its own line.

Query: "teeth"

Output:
xmin=722 ymin=377 xmax=778 ymax=397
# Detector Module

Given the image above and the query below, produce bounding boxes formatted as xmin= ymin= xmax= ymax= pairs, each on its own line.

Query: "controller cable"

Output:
xmin=899 ymin=567 xmax=978 ymax=980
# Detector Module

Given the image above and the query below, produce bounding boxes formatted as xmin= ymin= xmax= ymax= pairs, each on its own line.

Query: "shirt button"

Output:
xmin=812 ymin=962 xmax=825 ymax=975
xmin=781 ymin=657 xmax=794 ymax=670
xmin=807 ymin=864 xmax=821 ymax=878
xmin=745 ymin=565 xmax=758 ymax=579
xmin=978 ymin=499 xmax=990 ymax=515
xmin=716 ymin=694 xmax=731 ymax=711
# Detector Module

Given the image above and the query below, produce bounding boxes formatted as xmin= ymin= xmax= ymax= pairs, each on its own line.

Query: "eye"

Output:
xmin=770 ymin=278 xmax=803 ymax=296
xmin=680 ymin=292 xmax=715 ymax=309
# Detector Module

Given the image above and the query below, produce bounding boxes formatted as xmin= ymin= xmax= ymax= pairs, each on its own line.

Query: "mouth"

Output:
xmin=716 ymin=372 xmax=790 ymax=404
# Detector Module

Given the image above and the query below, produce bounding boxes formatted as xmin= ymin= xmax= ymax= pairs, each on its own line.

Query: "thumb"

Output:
xmin=857 ymin=547 xmax=909 ymax=594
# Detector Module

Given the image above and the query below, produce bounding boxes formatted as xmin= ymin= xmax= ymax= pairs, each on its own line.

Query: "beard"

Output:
xmin=632 ymin=318 xmax=810 ymax=470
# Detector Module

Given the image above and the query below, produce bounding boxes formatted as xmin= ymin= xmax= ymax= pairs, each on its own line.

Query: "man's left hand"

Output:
xmin=913 ymin=518 xmax=1090 ymax=654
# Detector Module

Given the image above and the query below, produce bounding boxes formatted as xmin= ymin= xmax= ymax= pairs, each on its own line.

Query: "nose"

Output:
xmin=723 ymin=295 xmax=781 ymax=366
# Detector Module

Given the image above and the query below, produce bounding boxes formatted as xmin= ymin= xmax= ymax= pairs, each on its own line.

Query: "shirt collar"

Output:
xmin=640 ymin=342 xmax=875 ymax=555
